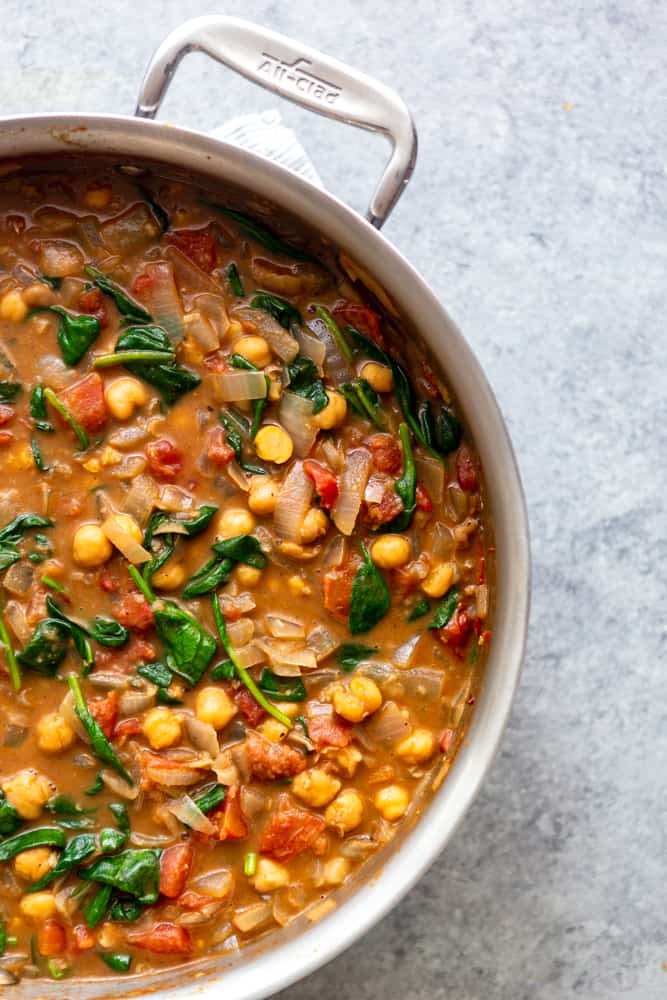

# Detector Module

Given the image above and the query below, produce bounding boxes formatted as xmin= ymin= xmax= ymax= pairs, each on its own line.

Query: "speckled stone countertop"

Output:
xmin=1 ymin=2 xmax=664 ymax=997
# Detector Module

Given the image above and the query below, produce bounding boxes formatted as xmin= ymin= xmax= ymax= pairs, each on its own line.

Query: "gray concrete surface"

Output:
xmin=2 ymin=1 xmax=664 ymax=997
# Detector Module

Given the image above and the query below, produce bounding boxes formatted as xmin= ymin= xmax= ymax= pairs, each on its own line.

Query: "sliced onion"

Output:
xmin=364 ymin=475 xmax=387 ymax=504
xmin=415 ymin=454 xmax=445 ymax=504
xmin=88 ymin=671 xmax=130 ymax=690
xmin=475 ymin=584 xmax=489 ymax=619
xmin=274 ymin=460 xmax=313 ymax=543
xmin=266 ymin=615 xmax=306 ymax=640
xmin=2 ymin=562 xmax=33 ymax=596
xmin=212 ymin=751 xmax=240 ymax=786
xmin=392 ymin=634 xmax=423 ymax=669
xmin=191 ymin=868 xmax=235 ymax=900
xmin=185 ymin=716 xmax=220 ymax=757
xmin=305 ymin=700 xmax=334 ymax=718
xmin=226 ymin=460 xmax=250 ymax=493
xmin=278 ymin=392 xmax=318 ymax=457
xmin=110 ymin=425 xmax=150 ymax=449
xmin=230 ymin=743 xmax=251 ymax=783
xmin=109 ymin=455 xmax=148 ymax=480
xmin=194 ymin=292 xmax=230 ymax=343
xmin=157 ymin=486 xmax=195 ymax=512
xmin=339 ymin=835 xmax=376 ymax=859
xmin=213 ymin=370 xmax=268 ymax=402
xmin=235 ymin=306 xmax=298 ymax=362
xmin=227 ymin=617 xmax=254 ymax=647
xmin=37 ymin=240 xmax=84 ymax=278
xmin=399 ymin=668 xmax=445 ymax=701
xmin=331 ymin=448 xmax=371 ymax=536
xmin=320 ymin=436 xmax=345 ymax=474
xmin=183 ymin=309 xmax=219 ymax=352
xmin=307 ymin=316 xmax=352 ymax=384
xmin=429 ymin=521 xmax=454 ymax=559
xmin=119 ymin=685 xmax=156 ymax=716
xmin=141 ymin=261 xmax=184 ymax=342
xmin=322 ymin=534 xmax=346 ymax=568
xmin=167 ymin=794 xmax=215 ymax=835
xmin=130 ymin=829 xmax=174 ymax=847
xmin=218 ymin=592 xmax=256 ymax=617
xmin=144 ymin=764 xmax=202 ymax=787
xmin=306 ymin=625 xmax=339 ymax=662
xmin=294 ymin=324 xmax=326 ymax=368
xmin=101 ymin=203 xmax=159 ymax=253
xmin=240 ymin=786 xmax=267 ymax=820
xmin=364 ymin=701 xmax=411 ymax=746
xmin=151 ymin=520 xmax=190 ymax=536
xmin=101 ymin=768 xmax=139 ymax=799
xmin=233 ymin=902 xmax=273 ymax=933
xmin=166 ymin=245 xmax=221 ymax=296
xmin=234 ymin=641 xmax=266 ymax=670
xmin=101 ymin=514 xmax=151 ymax=564
xmin=447 ymin=482 xmax=469 ymax=521
xmin=262 ymin=640 xmax=316 ymax=673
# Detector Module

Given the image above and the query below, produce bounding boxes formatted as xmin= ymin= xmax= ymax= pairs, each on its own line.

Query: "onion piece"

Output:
xmin=130 ymin=830 xmax=174 ymax=847
xmin=218 ymin=592 xmax=256 ymax=617
xmin=144 ymin=764 xmax=203 ymax=787
xmin=227 ymin=617 xmax=254 ymax=648
xmin=322 ymin=534 xmax=346 ymax=568
xmin=110 ymin=425 xmax=150 ymax=449
xmin=2 ymin=562 xmax=33 ymax=596
xmin=157 ymin=486 xmax=195 ymax=512
xmin=141 ymin=261 xmax=184 ymax=342
xmin=123 ymin=474 xmax=159 ymax=527
xmin=235 ymin=306 xmax=298 ymax=362
xmin=306 ymin=625 xmax=339 ymax=662
xmin=266 ymin=615 xmax=306 ymax=640
xmin=262 ymin=640 xmax=316 ymax=673
xmin=399 ymin=668 xmax=445 ymax=701
xmin=475 ymin=584 xmax=489 ymax=619
xmin=234 ymin=641 xmax=266 ymax=670
xmin=364 ymin=701 xmax=411 ymax=746
xmin=364 ymin=475 xmax=387 ymax=504
xmin=213 ymin=370 xmax=268 ymax=402
xmin=274 ymin=460 xmax=313 ymax=543
xmin=185 ymin=716 xmax=220 ymax=757
xmin=278 ymin=392 xmax=318 ymax=458
xmin=194 ymin=293 xmax=230 ymax=342
xmin=307 ymin=316 xmax=352 ymax=385
xmin=88 ymin=672 xmax=130 ymax=690
xmin=183 ymin=310 xmax=219 ymax=352
xmin=294 ymin=324 xmax=326 ymax=368
xmin=240 ymin=786 xmax=267 ymax=820
xmin=119 ymin=685 xmax=157 ymax=716
xmin=392 ymin=634 xmax=423 ymax=669
xmin=101 ymin=514 xmax=151 ymax=564
xmin=320 ymin=436 xmax=345 ymax=474
xmin=415 ymin=454 xmax=445 ymax=504
xmin=233 ymin=902 xmax=273 ymax=933
xmin=429 ymin=521 xmax=454 ymax=559
xmin=151 ymin=520 xmax=190 ymax=536
xmin=191 ymin=868 xmax=235 ymax=899
xmin=331 ymin=448 xmax=372 ymax=536
xmin=37 ymin=240 xmax=84 ymax=278
xmin=166 ymin=245 xmax=221 ymax=296
xmin=101 ymin=768 xmax=139 ymax=799
xmin=166 ymin=794 xmax=215 ymax=835
xmin=101 ymin=203 xmax=159 ymax=253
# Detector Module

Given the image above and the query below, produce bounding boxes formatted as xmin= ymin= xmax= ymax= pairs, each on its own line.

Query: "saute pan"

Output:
xmin=0 ymin=15 xmax=530 ymax=999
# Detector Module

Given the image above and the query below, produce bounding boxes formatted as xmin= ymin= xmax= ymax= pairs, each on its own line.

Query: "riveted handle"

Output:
xmin=135 ymin=15 xmax=417 ymax=228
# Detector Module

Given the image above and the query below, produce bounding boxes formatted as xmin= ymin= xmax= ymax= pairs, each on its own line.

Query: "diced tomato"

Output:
xmin=332 ymin=301 xmax=384 ymax=347
xmin=203 ymin=350 xmax=229 ymax=373
xmin=435 ymin=608 xmax=472 ymax=649
xmin=117 ymin=592 xmax=155 ymax=632
xmin=303 ymin=459 xmax=338 ymax=510
xmin=166 ymin=229 xmax=217 ymax=273
xmin=72 ymin=924 xmax=96 ymax=951
xmin=159 ymin=843 xmax=193 ymax=899
xmin=210 ymin=785 xmax=248 ymax=841
xmin=88 ymin=690 xmax=119 ymax=740
xmin=132 ymin=273 xmax=155 ymax=297
xmin=37 ymin=919 xmax=67 ymax=957
xmin=456 ymin=445 xmax=478 ymax=492
xmin=233 ymin=686 xmax=266 ymax=726
xmin=0 ymin=404 xmax=14 ymax=427
xmin=259 ymin=807 xmax=326 ymax=862
xmin=78 ymin=286 xmax=108 ymax=328
xmin=439 ymin=728 xmax=455 ymax=753
xmin=145 ymin=439 xmax=183 ymax=481
xmin=98 ymin=566 xmax=119 ymax=593
xmin=418 ymin=362 xmax=440 ymax=400
xmin=55 ymin=493 xmax=85 ymax=519
xmin=113 ymin=717 xmax=142 ymax=744
xmin=307 ymin=714 xmax=352 ymax=750
xmin=59 ymin=373 xmax=107 ymax=433
xmin=127 ymin=922 xmax=192 ymax=955
xmin=363 ymin=487 xmax=403 ymax=527
xmin=367 ymin=434 xmax=402 ymax=474
xmin=0 ymin=431 xmax=12 ymax=447
xmin=207 ymin=426 xmax=235 ymax=467
xmin=415 ymin=482 xmax=433 ymax=512
xmin=246 ymin=733 xmax=307 ymax=781
xmin=322 ymin=557 xmax=360 ymax=624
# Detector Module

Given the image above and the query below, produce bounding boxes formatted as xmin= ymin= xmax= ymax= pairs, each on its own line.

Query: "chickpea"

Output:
xmin=151 ymin=560 xmax=186 ymax=591
xmin=218 ymin=507 xmax=256 ymax=538
xmin=421 ymin=561 xmax=454 ymax=599
xmin=374 ymin=784 xmax=409 ymax=821
xmin=253 ymin=858 xmax=289 ymax=892
xmin=254 ymin=425 xmax=294 ymax=465
xmin=14 ymin=847 xmax=58 ymax=882
xmin=22 ymin=282 xmax=56 ymax=308
xmin=105 ymin=377 xmax=148 ymax=421
xmin=287 ymin=575 xmax=311 ymax=596
xmin=36 ymin=713 xmax=76 ymax=754
xmin=247 ymin=476 xmax=279 ymax=516
xmin=234 ymin=335 xmax=272 ymax=368
xmin=0 ymin=288 xmax=28 ymax=323
xmin=300 ymin=507 xmax=329 ymax=544
xmin=195 ymin=687 xmax=237 ymax=730
xmin=227 ymin=320 xmax=244 ymax=338
xmin=142 ymin=707 xmax=182 ymax=750
xmin=313 ymin=390 xmax=347 ymax=430
xmin=20 ymin=892 xmax=57 ymax=920
xmin=322 ymin=856 xmax=351 ymax=885
xmin=236 ymin=564 xmax=263 ymax=588
xmin=332 ymin=676 xmax=383 ymax=724
xmin=360 ymin=361 xmax=394 ymax=393
xmin=72 ymin=524 xmax=113 ymax=568
xmin=85 ymin=186 xmax=112 ymax=209
xmin=370 ymin=534 xmax=411 ymax=570
xmin=325 ymin=789 xmax=364 ymax=834
xmin=334 ymin=745 xmax=363 ymax=778
xmin=260 ymin=718 xmax=289 ymax=743
xmin=396 ymin=728 xmax=436 ymax=764
xmin=292 ymin=768 xmax=341 ymax=808
xmin=2 ymin=770 xmax=52 ymax=820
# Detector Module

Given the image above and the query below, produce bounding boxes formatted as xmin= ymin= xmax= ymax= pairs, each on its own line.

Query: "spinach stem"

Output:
xmin=211 ymin=593 xmax=292 ymax=729
xmin=0 ymin=605 xmax=20 ymax=691
xmin=92 ymin=350 xmax=175 ymax=369
xmin=314 ymin=306 xmax=353 ymax=364
xmin=43 ymin=387 xmax=89 ymax=450
xmin=128 ymin=565 xmax=155 ymax=604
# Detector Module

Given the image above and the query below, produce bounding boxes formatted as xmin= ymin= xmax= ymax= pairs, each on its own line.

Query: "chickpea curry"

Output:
xmin=0 ymin=160 xmax=491 ymax=983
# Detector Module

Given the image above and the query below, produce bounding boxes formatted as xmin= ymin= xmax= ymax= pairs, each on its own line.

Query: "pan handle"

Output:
xmin=134 ymin=15 xmax=417 ymax=229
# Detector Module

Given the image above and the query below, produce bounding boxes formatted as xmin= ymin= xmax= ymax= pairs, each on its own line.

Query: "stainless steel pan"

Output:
xmin=0 ymin=15 xmax=530 ymax=999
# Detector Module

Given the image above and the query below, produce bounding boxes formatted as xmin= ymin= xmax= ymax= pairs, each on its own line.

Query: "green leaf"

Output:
xmin=68 ymin=674 xmax=134 ymax=785
xmin=109 ymin=897 xmax=143 ymax=922
xmin=0 ymin=827 xmax=65 ymax=862
xmin=137 ymin=660 xmax=173 ymax=688
xmin=0 ymin=513 xmax=53 ymax=544
xmin=46 ymin=596 xmax=94 ymax=671
xmin=349 ymin=543 xmax=391 ymax=635
xmin=153 ymin=602 xmax=217 ymax=687
xmin=38 ymin=274 xmax=61 ymax=291
xmin=229 ymin=356 xmax=270 ymax=440
xmin=109 ymin=803 xmax=130 ymax=835
xmin=0 ymin=381 xmax=22 ymax=404
xmin=84 ymin=265 xmax=151 ymax=324
xmin=250 ymin=292 xmax=301 ymax=330
xmin=91 ymin=617 xmax=130 ymax=648
xmin=44 ymin=795 xmax=95 ymax=818
xmin=99 ymin=828 xmax=128 ymax=854
xmin=337 ymin=642 xmax=378 ymax=672
xmin=80 ymin=849 xmax=161 ymax=904
xmin=41 ymin=307 xmax=100 ymax=366
xmin=0 ymin=793 xmax=22 ymax=836
xmin=205 ymin=204 xmax=319 ymax=263
xmin=193 ymin=784 xmax=226 ymax=814
xmin=227 ymin=263 xmax=244 ymax=296
xmin=218 ymin=409 xmax=267 ymax=474
xmin=386 ymin=423 xmax=416 ymax=532
xmin=407 ymin=597 xmax=430 ymax=622
xmin=0 ymin=544 xmax=20 ymax=572
xmin=210 ymin=659 xmax=234 ymax=681
xmin=180 ymin=504 xmax=218 ymax=536
xmin=428 ymin=587 xmax=459 ymax=630
xmin=16 ymin=619 xmax=70 ymax=675
xmin=258 ymin=669 xmax=307 ymax=701
xmin=30 ymin=385 xmax=54 ymax=431
xmin=100 ymin=952 xmax=132 ymax=973
xmin=43 ymin=387 xmax=89 ymax=450
xmin=340 ymin=378 xmax=385 ymax=429
xmin=286 ymin=355 xmax=328 ymax=413
xmin=114 ymin=326 xmax=200 ymax=405
xmin=84 ymin=884 xmax=113 ymax=929
xmin=84 ymin=772 xmax=104 ymax=797
xmin=314 ymin=306 xmax=353 ymax=364
xmin=28 ymin=833 xmax=96 ymax=892
xmin=47 ymin=958 xmax=71 ymax=980
xmin=212 ymin=534 xmax=267 ymax=568
xmin=182 ymin=553 xmax=233 ymax=598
